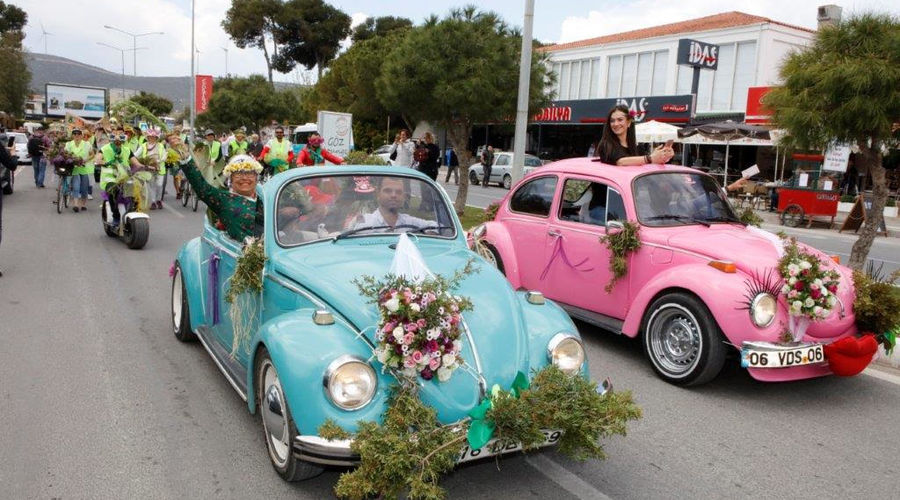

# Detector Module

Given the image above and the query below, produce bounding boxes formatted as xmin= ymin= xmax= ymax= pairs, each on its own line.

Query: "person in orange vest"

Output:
xmin=295 ymin=133 xmax=344 ymax=166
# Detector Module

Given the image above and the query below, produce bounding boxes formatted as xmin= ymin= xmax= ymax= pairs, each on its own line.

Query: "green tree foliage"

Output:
xmin=305 ymin=32 xmax=408 ymax=150
xmin=0 ymin=2 xmax=28 ymax=116
xmin=0 ymin=1 xmax=27 ymax=33
xmin=131 ymin=91 xmax=173 ymax=116
xmin=273 ymin=0 xmax=351 ymax=79
xmin=222 ymin=0 xmax=282 ymax=84
xmin=764 ymin=14 xmax=900 ymax=270
xmin=196 ymin=75 xmax=300 ymax=132
xmin=376 ymin=7 xmax=554 ymax=214
xmin=351 ymin=15 xmax=412 ymax=43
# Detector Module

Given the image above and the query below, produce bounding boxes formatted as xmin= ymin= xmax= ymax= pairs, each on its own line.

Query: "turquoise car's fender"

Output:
xmin=175 ymin=237 xmax=208 ymax=330
xmin=515 ymin=291 xmax=591 ymax=379
xmin=247 ymin=308 xmax=394 ymax=436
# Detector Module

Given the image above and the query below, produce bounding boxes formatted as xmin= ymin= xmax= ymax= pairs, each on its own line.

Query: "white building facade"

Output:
xmin=542 ymin=12 xmax=815 ymax=117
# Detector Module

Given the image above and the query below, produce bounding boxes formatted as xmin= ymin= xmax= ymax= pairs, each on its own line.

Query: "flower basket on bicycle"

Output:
xmin=52 ymin=154 xmax=82 ymax=176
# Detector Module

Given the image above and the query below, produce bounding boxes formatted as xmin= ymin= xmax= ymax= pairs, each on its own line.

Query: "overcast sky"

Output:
xmin=15 ymin=0 xmax=900 ymax=82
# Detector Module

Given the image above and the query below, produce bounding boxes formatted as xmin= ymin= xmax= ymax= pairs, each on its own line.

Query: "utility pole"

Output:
xmin=511 ymin=0 xmax=535 ymax=185
xmin=98 ymin=42 xmax=147 ymax=100
xmin=221 ymin=46 xmax=229 ymax=76
xmin=104 ymin=25 xmax=164 ymax=76
xmin=190 ymin=0 xmax=196 ymax=143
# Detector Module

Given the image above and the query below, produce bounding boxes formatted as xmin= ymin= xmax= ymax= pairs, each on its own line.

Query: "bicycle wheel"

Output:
xmin=180 ymin=179 xmax=190 ymax=207
xmin=63 ymin=177 xmax=70 ymax=208
xmin=56 ymin=177 xmax=64 ymax=214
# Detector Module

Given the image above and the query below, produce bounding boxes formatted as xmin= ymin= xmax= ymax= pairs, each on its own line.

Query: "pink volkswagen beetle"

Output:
xmin=471 ymin=159 xmax=859 ymax=385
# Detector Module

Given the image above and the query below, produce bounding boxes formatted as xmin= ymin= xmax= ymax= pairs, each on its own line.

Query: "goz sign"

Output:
xmin=677 ymin=39 xmax=719 ymax=70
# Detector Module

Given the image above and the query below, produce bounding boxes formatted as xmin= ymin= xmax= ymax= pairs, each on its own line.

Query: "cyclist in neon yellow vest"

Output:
xmin=64 ymin=129 xmax=94 ymax=213
xmin=201 ymin=129 xmax=226 ymax=189
xmin=258 ymin=126 xmax=294 ymax=174
xmin=95 ymin=130 xmax=133 ymax=225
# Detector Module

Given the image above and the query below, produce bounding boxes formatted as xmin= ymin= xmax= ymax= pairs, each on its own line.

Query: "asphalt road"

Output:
xmin=1 ymin=168 xmax=898 ymax=499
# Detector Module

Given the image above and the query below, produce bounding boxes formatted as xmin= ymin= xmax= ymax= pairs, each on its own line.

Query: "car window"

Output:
xmin=276 ymin=173 xmax=456 ymax=246
xmin=13 ymin=135 xmax=26 ymax=144
xmin=509 ymin=176 xmax=558 ymax=217
xmin=525 ymin=156 xmax=542 ymax=167
xmin=559 ymin=179 xmax=619 ymax=227
xmin=495 ymin=155 xmax=510 ymax=166
xmin=634 ymin=172 xmax=737 ymax=226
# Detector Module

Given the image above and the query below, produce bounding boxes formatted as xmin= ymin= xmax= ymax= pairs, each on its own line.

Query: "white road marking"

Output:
xmin=525 ymin=454 xmax=612 ymax=500
xmin=863 ymin=367 xmax=900 ymax=386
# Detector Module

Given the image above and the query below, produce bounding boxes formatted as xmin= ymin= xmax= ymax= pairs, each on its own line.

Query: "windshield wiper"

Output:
xmin=410 ymin=225 xmax=455 ymax=235
xmin=332 ymin=224 xmax=423 ymax=242
xmin=644 ymin=214 xmax=710 ymax=227
xmin=699 ymin=215 xmax=746 ymax=226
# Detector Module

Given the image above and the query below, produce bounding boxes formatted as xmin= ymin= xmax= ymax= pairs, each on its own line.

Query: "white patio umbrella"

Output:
xmin=635 ymin=120 xmax=680 ymax=144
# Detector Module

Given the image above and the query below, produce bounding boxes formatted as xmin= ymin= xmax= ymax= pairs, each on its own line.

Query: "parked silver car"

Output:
xmin=7 ymin=132 xmax=29 ymax=164
xmin=468 ymin=152 xmax=543 ymax=189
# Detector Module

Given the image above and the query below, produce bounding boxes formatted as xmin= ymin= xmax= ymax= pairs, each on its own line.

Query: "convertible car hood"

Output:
xmin=664 ymin=225 xmax=785 ymax=273
xmin=270 ymin=240 xmax=531 ymax=422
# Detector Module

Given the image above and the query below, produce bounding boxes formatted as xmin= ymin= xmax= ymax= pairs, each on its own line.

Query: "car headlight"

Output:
xmin=547 ymin=333 xmax=585 ymax=375
xmin=750 ymin=293 xmax=777 ymax=328
xmin=471 ymin=223 xmax=486 ymax=239
xmin=323 ymin=355 xmax=377 ymax=410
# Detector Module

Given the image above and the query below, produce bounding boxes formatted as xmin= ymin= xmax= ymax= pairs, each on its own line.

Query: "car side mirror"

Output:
xmin=606 ymin=220 xmax=624 ymax=234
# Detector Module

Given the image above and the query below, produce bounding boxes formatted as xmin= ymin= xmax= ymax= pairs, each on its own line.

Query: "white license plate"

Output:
xmin=457 ymin=429 xmax=563 ymax=464
xmin=741 ymin=344 xmax=825 ymax=368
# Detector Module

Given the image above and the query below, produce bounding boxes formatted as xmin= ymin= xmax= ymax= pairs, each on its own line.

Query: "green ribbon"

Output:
xmin=884 ymin=329 xmax=897 ymax=356
xmin=269 ymin=158 xmax=288 ymax=174
xmin=466 ymin=371 xmax=529 ymax=450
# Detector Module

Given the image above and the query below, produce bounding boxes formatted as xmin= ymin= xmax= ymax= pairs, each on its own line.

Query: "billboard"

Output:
xmin=745 ymin=86 xmax=775 ymax=124
xmin=676 ymin=39 xmax=720 ymax=70
xmin=532 ymin=95 xmax=693 ymax=124
xmin=195 ymin=75 xmax=213 ymax=114
xmin=45 ymin=83 xmax=107 ymax=119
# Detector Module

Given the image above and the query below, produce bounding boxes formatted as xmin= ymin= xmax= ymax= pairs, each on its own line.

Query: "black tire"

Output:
xmin=475 ymin=241 xmax=505 ymax=275
xmin=56 ymin=181 xmax=63 ymax=214
xmin=101 ymin=202 xmax=117 ymax=237
xmin=2 ymin=170 xmax=13 ymax=194
xmin=192 ymin=194 xmax=199 ymax=212
xmin=642 ymin=292 xmax=726 ymax=386
xmin=781 ymin=204 xmax=804 ymax=227
xmin=469 ymin=170 xmax=479 ymax=186
xmin=502 ymin=174 xmax=512 ymax=190
xmin=124 ymin=217 xmax=150 ymax=249
xmin=256 ymin=349 xmax=323 ymax=482
xmin=63 ymin=183 xmax=69 ymax=208
xmin=181 ymin=185 xmax=190 ymax=207
xmin=171 ymin=263 xmax=196 ymax=342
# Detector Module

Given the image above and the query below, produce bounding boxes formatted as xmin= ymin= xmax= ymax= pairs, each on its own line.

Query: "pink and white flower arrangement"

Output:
xmin=361 ymin=271 xmax=474 ymax=383
xmin=777 ymin=238 xmax=841 ymax=341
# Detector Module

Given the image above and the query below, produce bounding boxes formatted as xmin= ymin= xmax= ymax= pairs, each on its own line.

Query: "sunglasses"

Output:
xmin=117 ymin=134 xmax=127 ymax=141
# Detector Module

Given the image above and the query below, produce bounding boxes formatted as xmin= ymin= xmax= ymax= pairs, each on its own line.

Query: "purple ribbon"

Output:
xmin=540 ymin=234 xmax=593 ymax=281
xmin=206 ymin=252 xmax=220 ymax=325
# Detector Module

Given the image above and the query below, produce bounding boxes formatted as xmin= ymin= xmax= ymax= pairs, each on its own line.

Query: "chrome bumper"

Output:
xmin=295 ymin=376 xmax=614 ymax=467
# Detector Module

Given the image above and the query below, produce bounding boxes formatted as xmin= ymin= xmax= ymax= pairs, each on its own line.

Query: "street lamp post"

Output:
xmin=97 ymin=42 xmax=147 ymax=100
xmin=221 ymin=46 xmax=229 ymax=76
xmin=103 ymin=25 xmax=164 ymax=76
xmin=190 ymin=0 xmax=196 ymax=144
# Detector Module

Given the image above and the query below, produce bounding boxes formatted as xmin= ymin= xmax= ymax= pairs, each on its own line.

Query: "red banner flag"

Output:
xmin=195 ymin=75 xmax=213 ymax=114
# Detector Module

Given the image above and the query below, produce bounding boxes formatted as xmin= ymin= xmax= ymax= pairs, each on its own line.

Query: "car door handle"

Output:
xmin=548 ymin=229 xmax=561 ymax=237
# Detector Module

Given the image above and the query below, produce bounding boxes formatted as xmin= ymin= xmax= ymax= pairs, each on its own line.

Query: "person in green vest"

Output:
xmin=64 ymin=129 xmax=94 ymax=213
xmin=201 ymin=129 xmax=226 ymax=188
xmin=95 ymin=129 xmax=133 ymax=226
xmin=227 ymin=130 xmax=249 ymax=160
xmin=135 ymin=129 xmax=168 ymax=210
xmin=257 ymin=125 xmax=293 ymax=175
xmin=124 ymin=126 xmax=141 ymax=153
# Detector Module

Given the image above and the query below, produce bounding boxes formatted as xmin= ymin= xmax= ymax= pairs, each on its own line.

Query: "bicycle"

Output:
xmin=55 ymin=167 xmax=72 ymax=214
xmin=178 ymin=174 xmax=199 ymax=211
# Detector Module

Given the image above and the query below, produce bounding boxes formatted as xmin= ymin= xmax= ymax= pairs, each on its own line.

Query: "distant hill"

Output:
xmin=26 ymin=52 xmax=301 ymax=112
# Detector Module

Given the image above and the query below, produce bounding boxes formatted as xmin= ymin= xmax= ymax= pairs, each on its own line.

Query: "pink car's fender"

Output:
xmin=621 ymin=263 xmax=780 ymax=345
xmin=481 ymin=221 xmax=524 ymax=289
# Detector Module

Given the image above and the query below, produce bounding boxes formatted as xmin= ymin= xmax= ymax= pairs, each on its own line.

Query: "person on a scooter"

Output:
xmin=96 ymin=129 xmax=133 ymax=227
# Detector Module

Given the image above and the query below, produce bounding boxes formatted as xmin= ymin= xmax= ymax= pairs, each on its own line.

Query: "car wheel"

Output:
xmin=172 ymin=263 xmax=196 ymax=342
xmin=502 ymin=174 xmax=512 ymax=190
xmin=257 ymin=350 xmax=324 ymax=481
xmin=475 ymin=241 xmax=505 ymax=275
xmin=643 ymin=292 xmax=726 ymax=386
xmin=2 ymin=170 xmax=13 ymax=195
xmin=469 ymin=170 xmax=479 ymax=186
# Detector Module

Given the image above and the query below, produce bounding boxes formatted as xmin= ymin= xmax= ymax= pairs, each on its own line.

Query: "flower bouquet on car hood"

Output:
xmin=777 ymin=237 xmax=841 ymax=342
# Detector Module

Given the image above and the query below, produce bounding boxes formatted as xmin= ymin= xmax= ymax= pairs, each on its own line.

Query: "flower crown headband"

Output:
xmin=223 ymin=155 xmax=263 ymax=176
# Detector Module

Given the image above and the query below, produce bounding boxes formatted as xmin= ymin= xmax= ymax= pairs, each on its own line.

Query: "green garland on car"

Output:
xmin=599 ymin=221 xmax=642 ymax=293
xmin=226 ymin=237 xmax=266 ymax=356
xmin=318 ymin=366 xmax=641 ymax=500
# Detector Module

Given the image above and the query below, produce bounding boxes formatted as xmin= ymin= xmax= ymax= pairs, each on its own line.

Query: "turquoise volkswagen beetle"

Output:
xmin=170 ymin=166 xmax=602 ymax=481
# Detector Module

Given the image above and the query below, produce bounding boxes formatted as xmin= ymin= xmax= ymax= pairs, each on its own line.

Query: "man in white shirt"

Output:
xmin=354 ymin=177 xmax=430 ymax=231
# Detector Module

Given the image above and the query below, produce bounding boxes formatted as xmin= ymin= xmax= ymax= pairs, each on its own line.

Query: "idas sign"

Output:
xmin=532 ymin=95 xmax=693 ymax=124
xmin=677 ymin=39 xmax=719 ymax=70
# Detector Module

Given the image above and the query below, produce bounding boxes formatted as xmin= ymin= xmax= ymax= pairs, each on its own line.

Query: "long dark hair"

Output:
xmin=596 ymin=105 xmax=637 ymax=161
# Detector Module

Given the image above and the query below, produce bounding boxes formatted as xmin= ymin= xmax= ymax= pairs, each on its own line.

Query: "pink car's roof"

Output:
xmin=533 ymin=158 xmax=707 ymax=187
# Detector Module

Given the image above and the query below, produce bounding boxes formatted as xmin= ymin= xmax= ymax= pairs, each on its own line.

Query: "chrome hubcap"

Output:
xmin=649 ymin=305 xmax=702 ymax=376
xmin=172 ymin=268 xmax=183 ymax=332
xmin=261 ymin=361 xmax=290 ymax=466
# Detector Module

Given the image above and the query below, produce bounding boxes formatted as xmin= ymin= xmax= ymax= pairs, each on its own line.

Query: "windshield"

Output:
xmin=633 ymin=172 xmax=738 ymax=226
xmin=276 ymin=174 xmax=457 ymax=245
xmin=525 ymin=156 xmax=542 ymax=167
